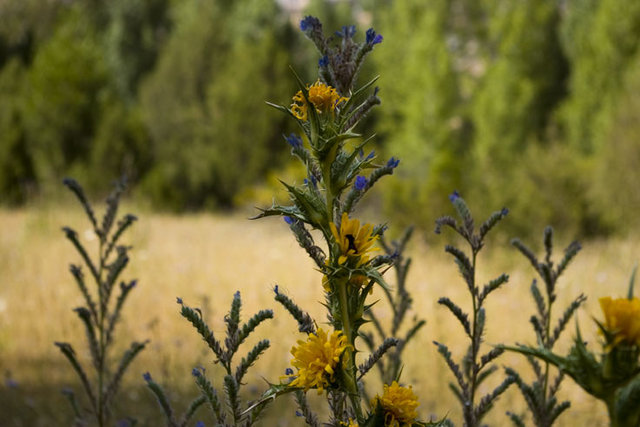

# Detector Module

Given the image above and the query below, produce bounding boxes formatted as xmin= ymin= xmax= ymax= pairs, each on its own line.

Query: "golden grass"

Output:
xmin=1 ymin=205 xmax=638 ymax=425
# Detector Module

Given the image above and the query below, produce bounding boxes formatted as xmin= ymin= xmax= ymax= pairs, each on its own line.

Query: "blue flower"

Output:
xmin=285 ymin=368 xmax=294 ymax=376
xmin=285 ymin=133 xmax=302 ymax=148
xmin=234 ymin=291 xmax=240 ymax=299
xmin=116 ymin=420 xmax=131 ymax=427
xmin=354 ymin=175 xmax=368 ymax=191
xmin=274 ymin=284 xmax=279 ymax=295
xmin=449 ymin=190 xmax=460 ymax=203
xmin=501 ymin=207 xmax=509 ymax=216
xmin=336 ymin=25 xmax=356 ymax=39
xmin=366 ymin=28 xmax=383 ymax=45
xmin=366 ymin=150 xmax=375 ymax=160
xmin=176 ymin=297 xmax=183 ymax=304
xmin=192 ymin=367 xmax=201 ymax=377
xmin=318 ymin=55 xmax=329 ymax=67
xmin=300 ymin=16 xmax=321 ymax=32
xmin=296 ymin=410 xmax=304 ymax=417
xmin=195 ymin=422 xmax=205 ymax=427
xmin=143 ymin=372 xmax=152 ymax=382
xmin=284 ymin=216 xmax=294 ymax=225
xmin=386 ymin=157 xmax=400 ymax=169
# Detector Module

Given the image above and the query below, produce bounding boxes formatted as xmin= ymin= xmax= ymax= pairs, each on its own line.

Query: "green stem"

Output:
xmin=606 ymin=396 xmax=619 ymax=427
xmin=97 ymin=242 xmax=105 ymax=427
xmin=337 ymin=278 xmax=364 ymax=422
xmin=469 ymin=249 xmax=479 ymax=425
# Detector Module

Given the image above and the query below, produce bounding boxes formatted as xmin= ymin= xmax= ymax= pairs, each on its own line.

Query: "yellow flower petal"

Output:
xmin=599 ymin=296 xmax=640 ymax=347
xmin=371 ymin=381 xmax=419 ymax=427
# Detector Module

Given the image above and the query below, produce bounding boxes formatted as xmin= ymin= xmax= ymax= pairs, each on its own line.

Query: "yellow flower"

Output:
xmin=371 ymin=381 xmax=419 ymax=427
xmin=287 ymin=328 xmax=350 ymax=393
xmin=330 ymin=212 xmax=378 ymax=266
xmin=291 ymin=80 xmax=348 ymax=121
xmin=340 ymin=419 xmax=359 ymax=427
xmin=599 ymin=296 xmax=640 ymax=347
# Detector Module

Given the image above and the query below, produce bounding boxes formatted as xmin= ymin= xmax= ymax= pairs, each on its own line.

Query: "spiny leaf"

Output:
xmin=69 ymin=265 xmax=97 ymax=323
xmin=358 ymin=337 xmax=399 ymax=380
xmin=180 ymin=396 xmax=206 ymax=427
xmin=55 ymin=342 xmax=96 ymax=411
xmin=438 ymin=297 xmax=471 ymax=336
xmin=104 ymin=340 xmax=148 ymax=409
xmin=550 ymin=294 xmax=586 ymax=347
xmin=180 ymin=303 xmax=224 ymax=360
xmin=274 ymin=292 xmax=315 ymax=334
xmin=144 ymin=373 xmax=177 ymax=426
xmin=62 ymin=227 xmax=99 ymax=284
xmin=235 ymin=340 xmax=270 ymax=384
xmin=193 ymin=370 xmax=224 ymax=423
xmin=479 ymin=274 xmax=509 ymax=302
xmin=238 ymin=310 xmax=273 ymax=347
xmin=63 ymin=178 xmax=99 ymax=235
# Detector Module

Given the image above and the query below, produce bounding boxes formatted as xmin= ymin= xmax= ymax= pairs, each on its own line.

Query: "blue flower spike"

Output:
xmin=354 ymin=176 xmax=368 ymax=191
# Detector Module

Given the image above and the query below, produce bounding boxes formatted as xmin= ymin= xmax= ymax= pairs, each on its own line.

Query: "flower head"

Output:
xmin=371 ymin=381 xmax=419 ymax=427
xmin=366 ymin=28 xmax=383 ymax=46
xmin=291 ymin=81 xmax=348 ymax=121
xmin=319 ymin=55 xmax=329 ymax=67
xmin=285 ymin=133 xmax=303 ymax=148
xmin=599 ymin=296 xmax=640 ymax=347
xmin=330 ymin=212 xmax=378 ymax=266
xmin=386 ymin=157 xmax=400 ymax=169
xmin=354 ymin=175 xmax=368 ymax=191
xmin=300 ymin=16 xmax=321 ymax=32
xmin=286 ymin=328 xmax=350 ymax=393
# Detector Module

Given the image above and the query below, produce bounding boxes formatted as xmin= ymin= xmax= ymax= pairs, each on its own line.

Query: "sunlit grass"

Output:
xmin=1 ymin=205 xmax=636 ymax=426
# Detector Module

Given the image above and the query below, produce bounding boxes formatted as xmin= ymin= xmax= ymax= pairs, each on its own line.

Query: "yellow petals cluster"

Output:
xmin=371 ymin=381 xmax=419 ymax=427
xmin=330 ymin=212 xmax=378 ymax=266
xmin=287 ymin=328 xmax=350 ymax=393
xmin=291 ymin=80 xmax=348 ymax=121
xmin=599 ymin=296 xmax=640 ymax=347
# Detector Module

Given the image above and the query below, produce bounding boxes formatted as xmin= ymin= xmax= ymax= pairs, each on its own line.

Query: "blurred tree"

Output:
xmin=140 ymin=0 xmax=293 ymax=210
xmin=104 ymin=0 xmax=171 ymax=102
xmin=22 ymin=5 xmax=108 ymax=191
xmin=588 ymin=55 xmax=640 ymax=234
xmin=372 ymin=0 xmax=465 ymax=229
xmin=559 ymin=0 xmax=640 ymax=154
xmin=467 ymin=0 xmax=574 ymax=232
xmin=0 ymin=59 xmax=34 ymax=204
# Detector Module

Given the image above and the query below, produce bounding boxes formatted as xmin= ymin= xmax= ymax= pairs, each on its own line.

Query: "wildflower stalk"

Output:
xmin=502 ymin=268 xmax=640 ymax=427
xmin=56 ymin=178 xmax=147 ymax=426
xmin=506 ymin=227 xmax=585 ymax=426
xmin=435 ymin=192 xmax=513 ymax=426
xmin=256 ymin=16 xmax=446 ymax=426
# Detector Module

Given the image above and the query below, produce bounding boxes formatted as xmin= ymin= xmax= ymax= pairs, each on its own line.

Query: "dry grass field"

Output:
xmin=1 ymin=205 xmax=638 ymax=426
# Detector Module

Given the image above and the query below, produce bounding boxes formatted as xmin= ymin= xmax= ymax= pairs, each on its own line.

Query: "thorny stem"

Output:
xmin=468 ymin=249 xmax=479 ymax=427
xmin=97 ymin=240 xmax=106 ymax=427
xmin=336 ymin=277 xmax=364 ymax=422
xmin=543 ymin=294 xmax=553 ymax=405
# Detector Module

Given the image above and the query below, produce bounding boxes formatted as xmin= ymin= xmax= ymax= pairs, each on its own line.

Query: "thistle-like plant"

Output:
xmin=433 ymin=192 xmax=514 ymax=427
xmin=144 ymin=292 xmax=274 ymax=426
xmin=253 ymin=16 xmax=445 ymax=426
xmin=56 ymin=178 xmax=147 ymax=426
xmin=361 ymin=226 xmax=426 ymax=388
xmin=503 ymin=267 xmax=640 ymax=427
xmin=505 ymin=226 xmax=586 ymax=427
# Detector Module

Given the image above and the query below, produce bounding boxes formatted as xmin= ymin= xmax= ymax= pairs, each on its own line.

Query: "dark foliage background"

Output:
xmin=1 ymin=0 xmax=639 ymax=237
